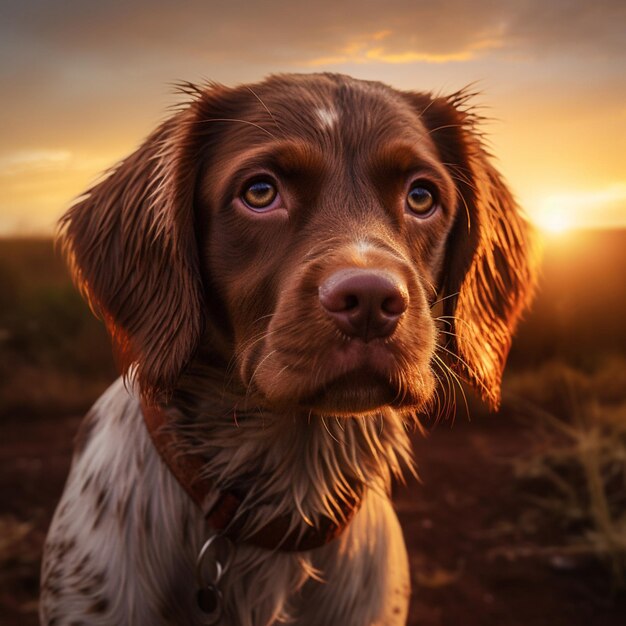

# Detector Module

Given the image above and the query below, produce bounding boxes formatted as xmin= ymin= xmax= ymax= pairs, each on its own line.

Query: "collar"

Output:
xmin=141 ymin=402 xmax=362 ymax=551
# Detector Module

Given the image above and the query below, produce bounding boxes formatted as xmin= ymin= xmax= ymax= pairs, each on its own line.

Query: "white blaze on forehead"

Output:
xmin=354 ymin=240 xmax=376 ymax=257
xmin=315 ymin=106 xmax=339 ymax=130
xmin=349 ymin=239 xmax=381 ymax=265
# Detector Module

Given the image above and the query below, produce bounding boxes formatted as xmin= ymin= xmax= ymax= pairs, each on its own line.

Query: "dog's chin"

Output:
xmin=302 ymin=370 xmax=398 ymax=416
xmin=249 ymin=338 xmax=435 ymax=416
xmin=264 ymin=367 xmax=432 ymax=417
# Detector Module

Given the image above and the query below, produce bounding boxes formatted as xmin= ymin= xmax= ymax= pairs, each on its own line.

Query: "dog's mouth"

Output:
xmin=301 ymin=339 xmax=401 ymax=413
xmin=251 ymin=336 xmax=433 ymax=416
xmin=301 ymin=366 xmax=399 ymax=415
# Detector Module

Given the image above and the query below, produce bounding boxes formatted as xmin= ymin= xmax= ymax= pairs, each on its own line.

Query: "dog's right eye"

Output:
xmin=241 ymin=180 xmax=280 ymax=211
xmin=406 ymin=183 xmax=437 ymax=217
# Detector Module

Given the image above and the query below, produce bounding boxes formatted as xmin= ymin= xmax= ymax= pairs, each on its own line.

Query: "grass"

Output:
xmin=506 ymin=362 xmax=626 ymax=583
xmin=0 ymin=238 xmax=116 ymax=419
xmin=0 ymin=515 xmax=37 ymax=568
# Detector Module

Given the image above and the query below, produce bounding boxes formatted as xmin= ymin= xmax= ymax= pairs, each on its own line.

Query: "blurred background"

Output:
xmin=1 ymin=1 xmax=625 ymax=624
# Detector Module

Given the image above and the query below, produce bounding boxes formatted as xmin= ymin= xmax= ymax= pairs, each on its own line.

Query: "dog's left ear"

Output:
xmin=404 ymin=91 xmax=539 ymax=409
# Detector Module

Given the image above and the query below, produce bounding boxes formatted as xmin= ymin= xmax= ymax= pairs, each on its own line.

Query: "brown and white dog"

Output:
xmin=41 ymin=73 xmax=536 ymax=625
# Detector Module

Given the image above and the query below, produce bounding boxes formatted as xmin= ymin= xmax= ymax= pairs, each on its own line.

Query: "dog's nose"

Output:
xmin=319 ymin=269 xmax=408 ymax=341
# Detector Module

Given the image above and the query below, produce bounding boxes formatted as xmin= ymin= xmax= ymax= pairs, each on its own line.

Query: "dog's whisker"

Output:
xmin=435 ymin=341 xmax=491 ymax=398
xmin=437 ymin=329 xmax=458 ymax=337
xmin=454 ymin=185 xmax=474 ymax=231
xmin=227 ymin=325 xmax=278 ymax=375
xmin=244 ymin=349 xmax=278 ymax=404
xmin=195 ymin=117 xmax=277 ymax=139
xmin=433 ymin=352 xmax=471 ymax=422
xmin=437 ymin=353 xmax=460 ymax=420
xmin=245 ymin=85 xmax=284 ymax=135
xmin=435 ymin=314 xmax=475 ymax=332
xmin=321 ymin=416 xmax=343 ymax=446
xmin=442 ymin=163 xmax=479 ymax=193
xmin=431 ymin=356 xmax=454 ymax=421
xmin=429 ymin=364 xmax=446 ymax=425
xmin=430 ymin=291 xmax=461 ymax=309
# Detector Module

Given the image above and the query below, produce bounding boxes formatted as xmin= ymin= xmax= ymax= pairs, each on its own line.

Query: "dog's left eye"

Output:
xmin=242 ymin=180 xmax=280 ymax=211
xmin=406 ymin=184 xmax=437 ymax=217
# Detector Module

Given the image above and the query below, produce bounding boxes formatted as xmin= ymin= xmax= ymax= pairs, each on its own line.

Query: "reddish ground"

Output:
xmin=1 ymin=409 xmax=625 ymax=625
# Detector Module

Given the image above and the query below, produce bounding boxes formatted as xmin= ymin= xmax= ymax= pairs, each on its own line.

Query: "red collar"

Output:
xmin=142 ymin=403 xmax=362 ymax=551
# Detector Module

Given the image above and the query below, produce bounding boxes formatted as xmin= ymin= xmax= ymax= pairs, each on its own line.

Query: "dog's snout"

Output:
xmin=319 ymin=269 xmax=408 ymax=341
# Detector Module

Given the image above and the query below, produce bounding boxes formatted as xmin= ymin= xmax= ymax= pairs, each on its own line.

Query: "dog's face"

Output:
xmin=198 ymin=77 xmax=459 ymax=414
xmin=60 ymin=74 xmax=536 ymax=414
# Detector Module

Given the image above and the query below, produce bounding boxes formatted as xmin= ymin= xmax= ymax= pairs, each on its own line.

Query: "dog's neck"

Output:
xmin=167 ymin=359 xmax=417 ymax=535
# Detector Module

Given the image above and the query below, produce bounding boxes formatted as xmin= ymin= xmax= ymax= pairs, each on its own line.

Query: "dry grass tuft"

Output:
xmin=0 ymin=515 xmax=36 ymax=567
xmin=508 ymin=363 xmax=626 ymax=583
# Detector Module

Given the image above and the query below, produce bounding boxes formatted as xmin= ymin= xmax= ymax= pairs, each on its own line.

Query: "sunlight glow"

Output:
xmin=537 ymin=213 xmax=573 ymax=235
xmin=526 ymin=183 xmax=626 ymax=234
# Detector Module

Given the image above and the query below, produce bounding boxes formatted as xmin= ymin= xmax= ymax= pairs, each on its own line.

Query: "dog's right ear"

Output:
xmin=58 ymin=85 xmax=228 ymax=403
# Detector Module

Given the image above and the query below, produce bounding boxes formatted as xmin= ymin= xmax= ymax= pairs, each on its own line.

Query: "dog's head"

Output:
xmin=59 ymin=73 xmax=536 ymax=414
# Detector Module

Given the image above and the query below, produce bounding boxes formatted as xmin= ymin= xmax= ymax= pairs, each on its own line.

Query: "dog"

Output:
xmin=40 ymin=73 xmax=536 ymax=625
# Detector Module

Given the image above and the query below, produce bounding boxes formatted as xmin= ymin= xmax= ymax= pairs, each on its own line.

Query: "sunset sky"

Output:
xmin=1 ymin=0 xmax=624 ymax=235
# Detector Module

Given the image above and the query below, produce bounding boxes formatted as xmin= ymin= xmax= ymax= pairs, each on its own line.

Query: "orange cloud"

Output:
xmin=307 ymin=31 xmax=504 ymax=66
xmin=0 ymin=150 xmax=73 ymax=175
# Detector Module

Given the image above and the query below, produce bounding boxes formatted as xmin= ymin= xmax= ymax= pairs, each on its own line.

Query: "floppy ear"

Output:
xmin=58 ymin=90 xmax=219 ymax=403
xmin=405 ymin=91 xmax=539 ymax=409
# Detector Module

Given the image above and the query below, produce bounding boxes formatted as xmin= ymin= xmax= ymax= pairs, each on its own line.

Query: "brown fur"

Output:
xmin=43 ymin=73 xmax=537 ymax=625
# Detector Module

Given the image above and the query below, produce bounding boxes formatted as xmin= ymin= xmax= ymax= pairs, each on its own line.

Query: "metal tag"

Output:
xmin=196 ymin=583 xmax=222 ymax=621
xmin=195 ymin=534 xmax=234 ymax=622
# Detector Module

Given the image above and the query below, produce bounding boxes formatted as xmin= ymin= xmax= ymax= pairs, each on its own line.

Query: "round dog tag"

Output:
xmin=197 ymin=583 xmax=222 ymax=622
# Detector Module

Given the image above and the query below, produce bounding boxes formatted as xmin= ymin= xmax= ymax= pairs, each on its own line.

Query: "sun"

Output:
xmin=538 ymin=212 xmax=573 ymax=235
